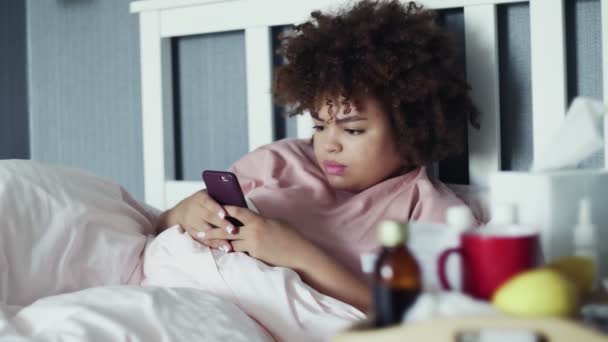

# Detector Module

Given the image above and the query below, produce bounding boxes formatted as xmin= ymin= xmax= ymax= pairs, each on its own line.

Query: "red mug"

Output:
xmin=437 ymin=227 xmax=541 ymax=300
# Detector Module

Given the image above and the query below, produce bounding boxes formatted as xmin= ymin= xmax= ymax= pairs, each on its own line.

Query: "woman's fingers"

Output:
xmin=231 ymin=240 xmax=249 ymax=254
xmin=196 ymin=191 xmax=236 ymax=231
xmin=205 ymin=238 xmax=233 ymax=252
xmin=201 ymin=223 xmax=247 ymax=241
xmin=183 ymin=222 xmax=211 ymax=241
xmin=224 ymin=206 xmax=259 ymax=225
xmin=189 ymin=221 xmax=213 ymax=238
xmin=201 ymin=206 xmax=238 ymax=232
xmin=197 ymin=190 xmax=227 ymax=219
xmin=184 ymin=223 xmax=233 ymax=252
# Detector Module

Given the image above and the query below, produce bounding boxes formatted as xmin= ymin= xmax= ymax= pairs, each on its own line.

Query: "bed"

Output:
xmin=0 ymin=0 xmax=607 ymax=341
xmin=129 ymin=0 xmax=608 ymax=212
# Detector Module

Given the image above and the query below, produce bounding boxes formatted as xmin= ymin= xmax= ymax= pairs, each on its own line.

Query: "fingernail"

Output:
xmin=196 ymin=231 xmax=206 ymax=239
xmin=225 ymin=225 xmax=235 ymax=234
xmin=221 ymin=245 xmax=229 ymax=252
xmin=218 ymin=211 xmax=226 ymax=219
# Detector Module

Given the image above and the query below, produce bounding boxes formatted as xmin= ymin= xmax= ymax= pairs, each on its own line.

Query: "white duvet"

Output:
xmin=0 ymin=160 xmax=363 ymax=341
xmin=1 ymin=286 xmax=273 ymax=342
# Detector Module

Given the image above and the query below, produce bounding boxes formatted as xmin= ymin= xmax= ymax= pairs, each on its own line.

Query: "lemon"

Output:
xmin=492 ymin=269 xmax=578 ymax=317
xmin=545 ymin=256 xmax=596 ymax=297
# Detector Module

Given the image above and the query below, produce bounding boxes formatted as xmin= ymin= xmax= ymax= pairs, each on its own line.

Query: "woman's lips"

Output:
xmin=323 ymin=161 xmax=347 ymax=176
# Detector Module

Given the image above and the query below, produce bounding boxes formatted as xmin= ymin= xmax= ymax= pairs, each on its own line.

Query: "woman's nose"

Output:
xmin=324 ymin=134 xmax=342 ymax=153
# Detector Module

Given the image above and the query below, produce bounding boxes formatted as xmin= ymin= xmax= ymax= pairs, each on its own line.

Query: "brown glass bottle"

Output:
xmin=373 ymin=220 xmax=421 ymax=327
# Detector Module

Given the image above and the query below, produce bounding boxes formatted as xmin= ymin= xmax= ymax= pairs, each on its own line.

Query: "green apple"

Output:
xmin=491 ymin=269 xmax=578 ymax=317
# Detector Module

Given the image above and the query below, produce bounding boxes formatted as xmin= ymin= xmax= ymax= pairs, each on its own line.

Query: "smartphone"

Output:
xmin=202 ymin=170 xmax=247 ymax=226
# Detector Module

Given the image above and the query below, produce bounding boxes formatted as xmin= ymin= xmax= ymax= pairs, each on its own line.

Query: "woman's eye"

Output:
xmin=345 ymin=129 xmax=364 ymax=135
xmin=312 ymin=125 xmax=324 ymax=132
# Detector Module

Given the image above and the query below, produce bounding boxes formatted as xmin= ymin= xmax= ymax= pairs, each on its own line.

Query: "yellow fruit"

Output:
xmin=545 ymin=256 xmax=596 ymax=297
xmin=492 ymin=269 xmax=578 ymax=317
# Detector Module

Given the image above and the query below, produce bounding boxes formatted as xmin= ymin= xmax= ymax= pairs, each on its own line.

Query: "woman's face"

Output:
xmin=312 ymin=95 xmax=404 ymax=192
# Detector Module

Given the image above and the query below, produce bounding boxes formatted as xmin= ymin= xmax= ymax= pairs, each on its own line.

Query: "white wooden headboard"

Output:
xmin=130 ymin=0 xmax=608 ymax=210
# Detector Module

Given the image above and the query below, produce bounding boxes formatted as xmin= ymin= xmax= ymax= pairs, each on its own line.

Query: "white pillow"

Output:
xmin=0 ymin=160 xmax=157 ymax=306
xmin=447 ymin=183 xmax=491 ymax=224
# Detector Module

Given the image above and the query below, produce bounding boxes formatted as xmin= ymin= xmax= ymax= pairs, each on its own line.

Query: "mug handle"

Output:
xmin=437 ymin=247 xmax=463 ymax=290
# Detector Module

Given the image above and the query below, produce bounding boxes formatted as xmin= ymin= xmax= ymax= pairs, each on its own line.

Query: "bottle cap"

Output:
xmin=446 ymin=205 xmax=474 ymax=231
xmin=359 ymin=253 xmax=378 ymax=274
xmin=578 ymin=197 xmax=592 ymax=225
xmin=377 ymin=220 xmax=407 ymax=247
xmin=574 ymin=197 xmax=595 ymax=250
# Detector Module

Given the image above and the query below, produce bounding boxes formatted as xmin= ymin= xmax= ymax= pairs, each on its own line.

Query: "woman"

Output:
xmin=155 ymin=0 xmax=479 ymax=312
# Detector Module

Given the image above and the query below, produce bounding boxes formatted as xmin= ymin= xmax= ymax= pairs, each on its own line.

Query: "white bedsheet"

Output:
xmin=141 ymin=226 xmax=365 ymax=342
xmin=0 ymin=286 xmax=273 ymax=342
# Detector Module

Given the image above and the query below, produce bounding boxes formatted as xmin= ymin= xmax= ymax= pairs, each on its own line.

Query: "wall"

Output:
xmin=26 ymin=0 xmax=144 ymax=198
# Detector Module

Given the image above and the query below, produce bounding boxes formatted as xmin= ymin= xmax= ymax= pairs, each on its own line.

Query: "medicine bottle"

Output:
xmin=373 ymin=220 xmax=421 ymax=327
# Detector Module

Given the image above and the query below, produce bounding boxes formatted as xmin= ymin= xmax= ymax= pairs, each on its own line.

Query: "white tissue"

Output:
xmin=403 ymin=291 xmax=498 ymax=323
xmin=532 ymin=97 xmax=607 ymax=171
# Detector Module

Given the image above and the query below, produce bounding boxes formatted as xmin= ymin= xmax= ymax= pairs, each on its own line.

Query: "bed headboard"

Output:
xmin=130 ymin=0 xmax=608 ymax=210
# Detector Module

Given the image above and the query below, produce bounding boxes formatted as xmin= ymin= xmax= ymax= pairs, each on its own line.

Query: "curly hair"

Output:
xmin=272 ymin=0 xmax=480 ymax=166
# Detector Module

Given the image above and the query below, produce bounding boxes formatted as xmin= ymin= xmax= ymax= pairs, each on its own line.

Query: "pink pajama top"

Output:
xmin=229 ymin=138 xmax=466 ymax=281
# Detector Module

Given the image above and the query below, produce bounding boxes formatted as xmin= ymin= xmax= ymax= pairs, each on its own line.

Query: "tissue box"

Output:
xmin=489 ymin=170 xmax=608 ymax=278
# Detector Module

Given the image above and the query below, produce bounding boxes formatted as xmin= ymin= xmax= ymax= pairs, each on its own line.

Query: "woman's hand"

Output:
xmin=159 ymin=190 xmax=237 ymax=252
xmin=200 ymin=206 xmax=312 ymax=269
xmin=201 ymin=205 xmax=370 ymax=311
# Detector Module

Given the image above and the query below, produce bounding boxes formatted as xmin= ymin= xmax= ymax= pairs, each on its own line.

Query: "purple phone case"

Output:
xmin=202 ymin=170 xmax=247 ymax=226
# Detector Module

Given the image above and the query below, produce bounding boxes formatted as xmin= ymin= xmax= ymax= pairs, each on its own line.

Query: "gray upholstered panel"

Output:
xmin=499 ymin=0 xmax=603 ymax=171
xmin=436 ymin=9 xmax=469 ymax=184
xmin=566 ymin=0 xmax=603 ymax=168
xmin=272 ymin=25 xmax=299 ymax=140
xmin=0 ymin=0 xmax=29 ymax=159
xmin=174 ymin=31 xmax=249 ymax=181
xmin=498 ymin=2 xmax=533 ymax=171
xmin=27 ymin=0 xmax=144 ymax=198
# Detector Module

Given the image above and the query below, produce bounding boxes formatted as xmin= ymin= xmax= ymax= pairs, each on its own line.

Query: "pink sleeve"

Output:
xmin=228 ymin=147 xmax=273 ymax=196
xmin=409 ymin=180 xmax=476 ymax=225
